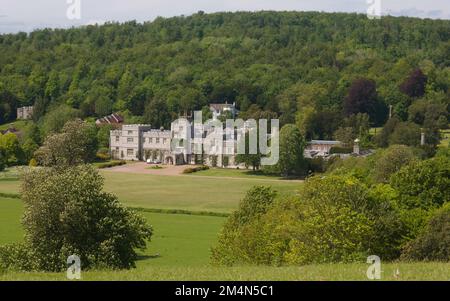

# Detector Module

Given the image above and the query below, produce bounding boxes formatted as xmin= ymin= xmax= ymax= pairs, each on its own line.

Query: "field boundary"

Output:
xmin=0 ymin=195 xmax=230 ymax=218
xmin=131 ymin=207 xmax=230 ymax=217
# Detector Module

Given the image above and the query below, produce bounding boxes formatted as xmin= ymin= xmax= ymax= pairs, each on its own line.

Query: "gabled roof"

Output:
xmin=96 ymin=113 xmax=124 ymax=125
xmin=309 ymin=140 xmax=341 ymax=145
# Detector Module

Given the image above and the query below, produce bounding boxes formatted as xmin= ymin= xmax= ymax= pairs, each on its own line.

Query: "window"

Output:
xmin=149 ymin=138 xmax=153 ymax=143
xmin=127 ymin=137 xmax=134 ymax=143
xmin=163 ymin=138 xmax=167 ymax=144
xmin=115 ymin=136 xmax=119 ymax=142
xmin=128 ymin=130 xmax=133 ymax=135
xmin=156 ymin=138 xmax=160 ymax=144
xmin=127 ymin=149 xmax=134 ymax=156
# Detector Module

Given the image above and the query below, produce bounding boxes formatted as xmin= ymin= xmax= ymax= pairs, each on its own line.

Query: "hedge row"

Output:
xmin=96 ymin=161 xmax=127 ymax=169
xmin=182 ymin=166 xmax=210 ymax=174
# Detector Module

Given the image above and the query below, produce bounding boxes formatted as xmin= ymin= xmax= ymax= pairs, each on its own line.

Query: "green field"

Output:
xmin=1 ymin=196 xmax=450 ymax=281
xmin=0 ymin=168 xmax=300 ymax=213
xmin=1 ymin=168 xmax=449 ymax=281
xmin=440 ymin=129 xmax=450 ymax=148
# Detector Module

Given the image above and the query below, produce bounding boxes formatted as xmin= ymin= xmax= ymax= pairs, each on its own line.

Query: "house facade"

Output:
xmin=110 ymin=121 xmax=240 ymax=167
xmin=304 ymin=140 xmax=342 ymax=158
xmin=17 ymin=106 xmax=34 ymax=120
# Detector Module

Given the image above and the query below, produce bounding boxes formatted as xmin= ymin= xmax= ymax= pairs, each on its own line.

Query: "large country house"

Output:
xmin=110 ymin=104 xmax=240 ymax=167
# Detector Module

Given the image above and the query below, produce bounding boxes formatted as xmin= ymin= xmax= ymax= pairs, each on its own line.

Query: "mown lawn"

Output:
xmin=0 ymin=197 xmax=225 ymax=267
xmin=439 ymin=129 xmax=450 ymax=148
xmin=0 ymin=168 xmax=300 ymax=213
xmin=1 ymin=197 xmax=450 ymax=281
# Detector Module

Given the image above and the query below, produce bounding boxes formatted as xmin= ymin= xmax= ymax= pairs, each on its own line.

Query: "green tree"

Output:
xmin=36 ymin=119 xmax=98 ymax=166
xmin=276 ymin=124 xmax=306 ymax=176
xmin=0 ymin=133 xmax=23 ymax=166
xmin=373 ymin=145 xmax=417 ymax=183
xmin=143 ymin=98 xmax=171 ymax=129
xmin=0 ymin=165 xmax=152 ymax=271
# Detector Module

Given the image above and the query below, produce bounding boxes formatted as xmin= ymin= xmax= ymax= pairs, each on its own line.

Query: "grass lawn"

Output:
xmin=0 ymin=120 xmax=30 ymax=131
xmin=439 ymin=129 xmax=450 ymax=148
xmin=0 ymin=169 xmax=300 ymax=213
xmin=0 ymin=197 xmax=226 ymax=268
xmin=1 ymin=198 xmax=449 ymax=281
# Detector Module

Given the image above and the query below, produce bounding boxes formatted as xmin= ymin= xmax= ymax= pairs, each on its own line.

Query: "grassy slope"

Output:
xmin=0 ymin=197 xmax=225 ymax=268
xmin=1 ymin=170 xmax=449 ymax=281
xmin=0 ymin=169 xmax=300 ymax=213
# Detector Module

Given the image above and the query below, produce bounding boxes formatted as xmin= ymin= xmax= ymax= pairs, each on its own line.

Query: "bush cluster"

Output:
xmin=212 ymin=149 xmax=450 ymax=265
xmin=96 ymin=160 xmax=127 ymax=169
xmin=182 ymin=166 xmax=210 ymax=174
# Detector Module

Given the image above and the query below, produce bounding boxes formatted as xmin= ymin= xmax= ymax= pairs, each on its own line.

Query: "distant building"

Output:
xmin=0 ymin=127 xmax=20 ymax=136
xmin=304 ymin=140 xmax=342 ymax=158
xmin=95 ymin=113 xmax=124 ymax=126
xmin=110 ymin=121 xmax=239 ymax=167
xmin=209 ymin=102 xmax=239 ymax=120
xmin=16 ymin=106 xmax=34 ymax=120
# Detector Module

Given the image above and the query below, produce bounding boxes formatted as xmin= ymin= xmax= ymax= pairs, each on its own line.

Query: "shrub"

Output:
xmin=0 ymin=165 xmax=152 ymax=272
xmin=212 ymin=177 xmax=405 ymax=266
xmin=96 ymin=160 xmax=126 ymax=169
xmin=96 ymin=152 xmax=111 ymax=161
xmin=390 ymin=156 xmax=450 ymax=210
xmin=28 ymin=158 xmax=37 ymax=167
xmin=401 ymin=204 xmax=450 ymax=261
xmin=373 ymin=145 xmax=417 ymax=183
xmin=182 ymin=165 xmax=209 ymax=174
xmin=211 ymin=186 xmax=277 ymax=265
xmin=329 ymin=146 xmax=353 ymax=154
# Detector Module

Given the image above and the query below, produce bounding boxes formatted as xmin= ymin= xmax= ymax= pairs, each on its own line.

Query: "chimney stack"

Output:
xmin=421 ymin=131 xmax=425 ymax=146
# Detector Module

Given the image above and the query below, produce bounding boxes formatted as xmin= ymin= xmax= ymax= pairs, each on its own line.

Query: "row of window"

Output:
xmin=114 ymin=136 xmax=168 ymax=144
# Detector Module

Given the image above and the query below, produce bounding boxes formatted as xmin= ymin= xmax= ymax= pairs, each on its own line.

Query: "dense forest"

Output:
xmin=0 ymin=11 xmax=449 ymax=138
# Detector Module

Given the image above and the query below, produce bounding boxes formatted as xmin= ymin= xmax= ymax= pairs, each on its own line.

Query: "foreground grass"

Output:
xmin=0 ymin=197 xmax=225 ymax=267
xmin=1 ymin=197 xmax=450 ymax=281
xmin=2 ymin=263 xmax=450 ymax=281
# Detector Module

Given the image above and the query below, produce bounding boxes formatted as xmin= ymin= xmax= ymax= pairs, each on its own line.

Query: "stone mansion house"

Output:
xmin=110 ymin=104 xmax=240 ymax=167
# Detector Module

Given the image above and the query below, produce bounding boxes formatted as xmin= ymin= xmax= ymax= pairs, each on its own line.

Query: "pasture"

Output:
xmin=1 ymin=167 xmax=449 ymax=281
xmin=0 ymin=167 xmax=301 ymax=213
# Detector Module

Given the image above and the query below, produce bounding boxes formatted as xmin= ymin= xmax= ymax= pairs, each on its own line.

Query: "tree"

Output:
xmin=0 ymin=86 xmax=18 ymax=124
xmin=333 ymin=127 xmax=355 ymax=147
xmin=0 ymin=133 xmax=23 ymax=166
xmin=373 ymin=145 xmax=417 ymax=183
xmin=42 ymin=105 xmax=80 ymax=136
xmin=400 ymin=68 xmax=427 ymax=98
xmin=276 ymin=124 xmax=306 ymax=176
xmin=401 ymin=203 xmax=450 ymax=261
xmin=375 ymin=117 xmax=400 ymax=147
xmin=235 ymin=130 xmax=262 ymax=171
xmin=211 ymin=186 xmax=277 ymax=265
xmin=389 ymin=122 xmax=421 ymax=147
xmin=0 ymin=165 xmax=153 ymax=271
xmin=343 ymin=78 xmax=383 ymax=124
xmin=390 ymin=156 xmax=450 ymax=210
xmin=143 ymin=98 xmax=171 ymax=129
xmin=35 ymin=119 xmax=98 ymax=166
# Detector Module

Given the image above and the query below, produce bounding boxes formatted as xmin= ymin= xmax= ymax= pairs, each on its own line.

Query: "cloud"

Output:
xmin=386 ymin=7 xmax=450 ymax=19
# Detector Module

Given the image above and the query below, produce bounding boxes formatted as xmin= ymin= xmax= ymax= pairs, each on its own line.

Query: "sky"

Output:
xmin=0 ymin=0 xmax=449 ymax=33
